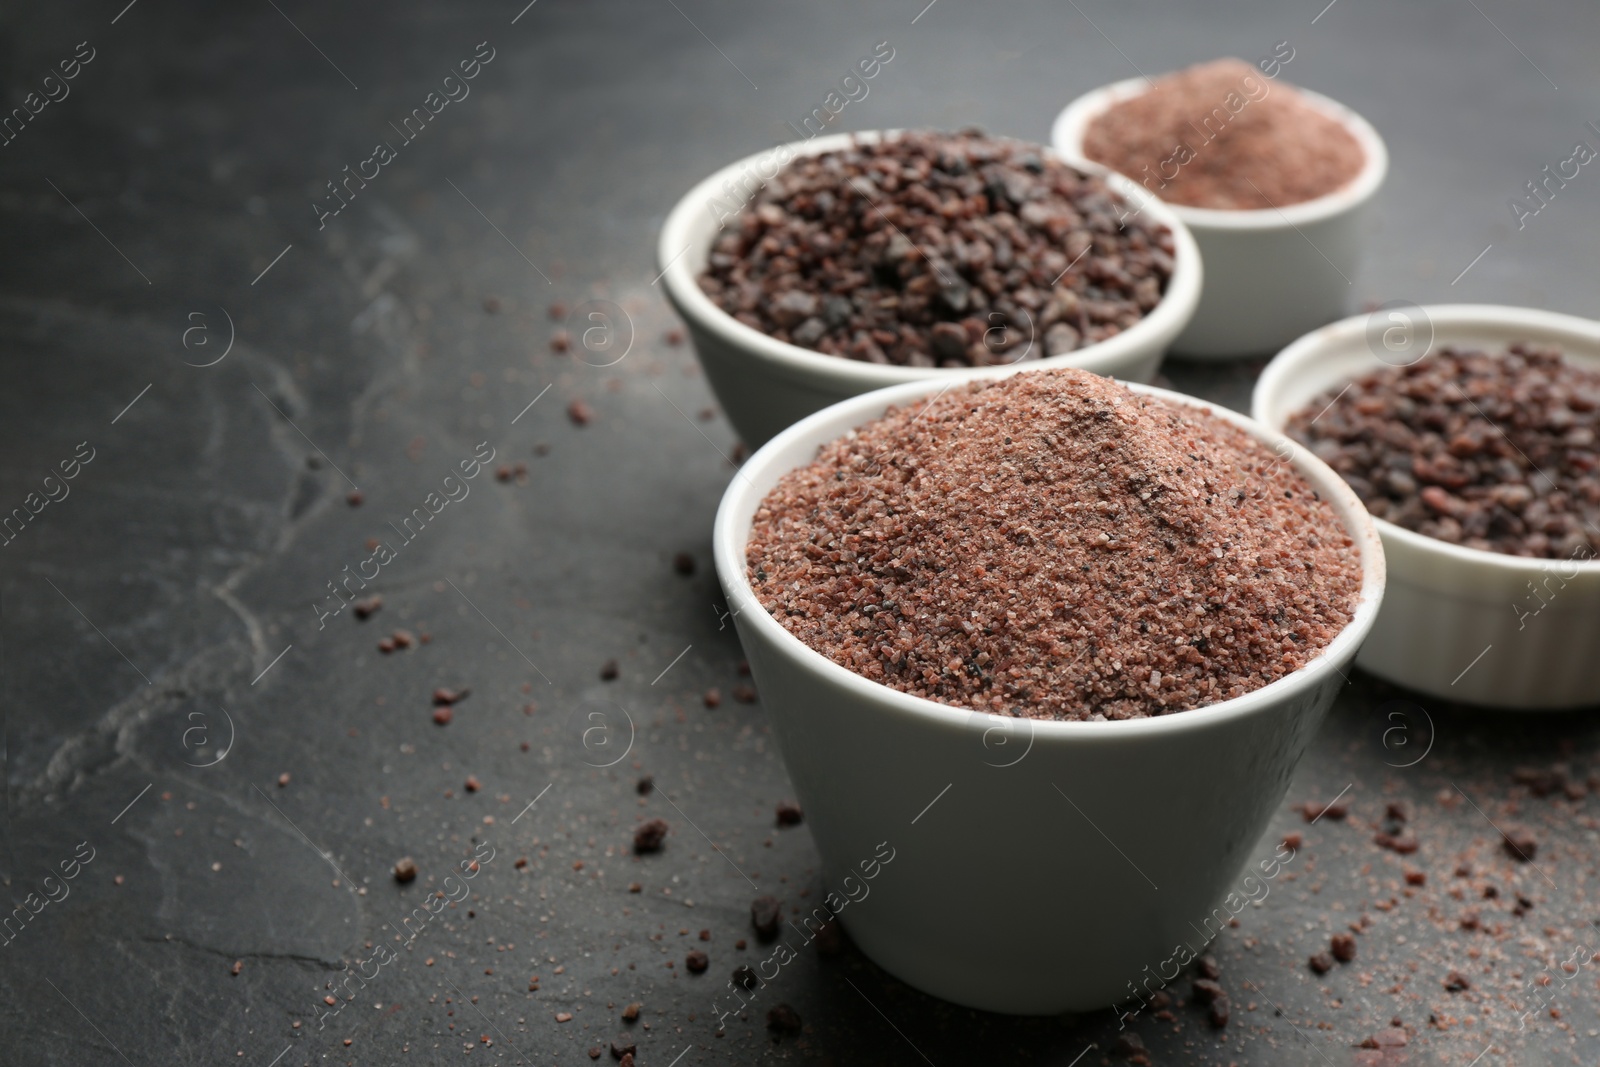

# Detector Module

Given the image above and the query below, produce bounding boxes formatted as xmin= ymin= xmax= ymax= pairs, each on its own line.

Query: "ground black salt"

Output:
xmin=1082 ymin=58 xmax=1365 ymax=210
xmin=746 ymin=369 xmax=1362 ymax=720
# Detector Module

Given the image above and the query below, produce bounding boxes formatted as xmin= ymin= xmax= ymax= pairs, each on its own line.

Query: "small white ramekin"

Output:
xmin=659 ymin=130 xmax=1202 ymax=448
xmin=714 ymin=371 xmax=1384 ymax=1013
xmin=1052 ymin=76 xmax=1388 ymax=359
xmin=1253 ymin=304 xmax=1600 ymax=709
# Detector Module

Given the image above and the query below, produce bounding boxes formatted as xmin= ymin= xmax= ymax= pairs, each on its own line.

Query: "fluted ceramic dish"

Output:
xmin=1253 ymin=304 xmax=1600 ymax=708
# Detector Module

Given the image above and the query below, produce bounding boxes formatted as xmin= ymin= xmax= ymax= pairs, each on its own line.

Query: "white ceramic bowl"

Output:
xmin=1052 ymin=76 xmax=1388 ymax=359
xmin=713 ymin=372 xmax=1385 ymax=1013
xmin=659 ymin=130 xmax=1203 ymax=448
xmin=1253 ymin=304 xmax=1600 ymax=709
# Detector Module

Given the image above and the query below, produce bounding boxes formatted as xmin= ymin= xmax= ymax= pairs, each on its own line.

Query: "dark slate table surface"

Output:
xmin=2 ymin=1 xmax=1597 ymax=1064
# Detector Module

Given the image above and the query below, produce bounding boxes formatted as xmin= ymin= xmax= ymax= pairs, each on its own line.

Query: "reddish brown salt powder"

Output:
xmin=745 ymin=369 xmax=1362 ymax=720
xmin=1082 ymin=58 xmax=1365 ymax=210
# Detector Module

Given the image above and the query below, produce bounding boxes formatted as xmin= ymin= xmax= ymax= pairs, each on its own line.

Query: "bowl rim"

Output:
xmin=658 ymin=128 xmax=1203 ymax=388
xmin=713 ymin=369 xmax=1387 ymax=742
xmin=1252 ymin=302 xmax=1600 ymax=577
xmin=1050 ymin=73 xmax=1389 ymax=231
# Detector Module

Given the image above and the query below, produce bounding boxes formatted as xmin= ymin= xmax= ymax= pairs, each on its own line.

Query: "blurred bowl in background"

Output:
xmin=659 ymin=130 xmax=1202 ymax=448
xmin=1053 ymin=76 xmax=1387 ymax=360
